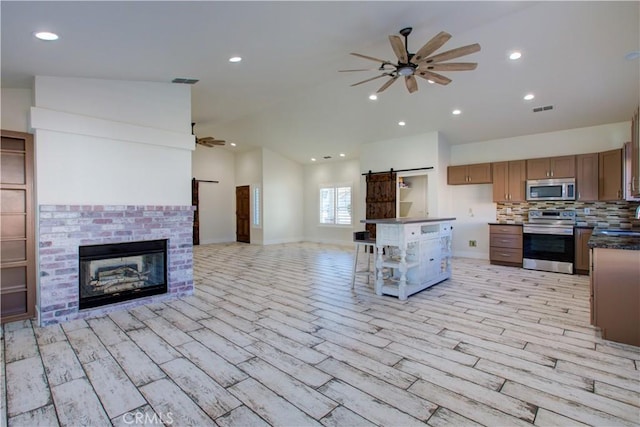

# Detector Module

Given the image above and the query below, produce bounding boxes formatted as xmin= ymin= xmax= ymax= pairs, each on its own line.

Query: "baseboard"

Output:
xmin=453 ymin=250 xmax=489 ymax=260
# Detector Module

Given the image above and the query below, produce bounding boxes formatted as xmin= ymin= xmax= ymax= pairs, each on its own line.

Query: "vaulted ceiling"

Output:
xmin=2 ymin=1 xmax=638 ymax=163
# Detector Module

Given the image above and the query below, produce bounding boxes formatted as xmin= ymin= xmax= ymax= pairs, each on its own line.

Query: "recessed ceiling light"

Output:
xmin=523 ymin=93 xmax=535 ymax=101
xmin=452 ymin=109 xmax=462 ymax=115
xmin=34 ymin=31 xmax=59 ymax=41
xmin=339 ymin=153 xmax=345 ymax=157
xmin=311 ymin=158 xmax=316 ymax=162
xmin=230 ymin=142 xmax=237 ymax=147
xmin=229 ymin=56 xmax=242 ymax=63
xmin=369 ymin=94 xmax=378 ymax=100
xmin=427 ymin=80 xmax=435 ymax=84
xmin=509 ymin=51 xmax=522 ymax=60
xmin=398 ymin=121 xmax=406 ymax=126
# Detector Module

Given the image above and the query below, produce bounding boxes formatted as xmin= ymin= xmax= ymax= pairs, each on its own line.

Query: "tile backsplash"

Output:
xmin=496 ymin=201 xmax=640 ymax=227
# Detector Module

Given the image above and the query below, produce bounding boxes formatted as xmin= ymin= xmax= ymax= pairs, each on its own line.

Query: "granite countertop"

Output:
xmin=588 ymin=227 xmax=640 ymax=250
xmin=361 ymin=217 xmax=455 ymax=224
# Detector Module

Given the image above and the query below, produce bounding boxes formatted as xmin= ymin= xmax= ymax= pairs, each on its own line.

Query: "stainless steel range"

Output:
xmin=523 ymin=210 xmax=576 ymax=274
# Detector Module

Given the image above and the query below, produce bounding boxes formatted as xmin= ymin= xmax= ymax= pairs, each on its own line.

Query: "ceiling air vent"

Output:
xmin=172 ymin=78 xmax=199 ymax=85
xmin=323 ymin=156 xmax=332 ymax=159
xmin=533 ymin=105 xmax=553 ymax=113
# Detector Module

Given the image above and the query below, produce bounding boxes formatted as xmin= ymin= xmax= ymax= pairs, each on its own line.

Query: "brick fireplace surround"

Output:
xmin=38 ymin=205 xmax=195 ymax=326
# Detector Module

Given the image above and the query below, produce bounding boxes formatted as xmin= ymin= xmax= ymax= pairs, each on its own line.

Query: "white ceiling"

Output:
xmin=2 ymin=1 xmax=639 ymax=164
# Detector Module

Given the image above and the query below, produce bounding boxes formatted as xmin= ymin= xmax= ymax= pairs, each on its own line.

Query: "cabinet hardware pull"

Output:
xmin=500 ymin=253 xmax=510 ymax=257
xmin=504 ymin=194 xmax=507 ymax=199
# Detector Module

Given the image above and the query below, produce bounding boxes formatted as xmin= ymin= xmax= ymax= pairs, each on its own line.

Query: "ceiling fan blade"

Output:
xmin=413 ymin=31 xmax=452 ymax=62
xmin=350 ymin=74 xmax=388 ymax=87
xmin=339 ymin=68 xmax=382 ymax=72
xmin=197 ymin=137 xmax=225 ymax=147
xmin=350 ymin=52 xmax=392 ymax=64
xmin=377 ymin=76 xmax=399 ymax=93
xmin=388 ymin=35 xmax=408 ymax=63
xmin=415 ymin=70 xmax=452 ymax=85
xmin=405 ymin=75 xmax=418 ymax=93
xmin=421 ymin=43 xmax=481 ymax=64
xmin=419 ymin=62 xmax=477 ymax=71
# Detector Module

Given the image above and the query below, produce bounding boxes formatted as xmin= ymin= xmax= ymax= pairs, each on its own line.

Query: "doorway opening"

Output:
xmin=397 ymin=172 xmax=429 ymax=218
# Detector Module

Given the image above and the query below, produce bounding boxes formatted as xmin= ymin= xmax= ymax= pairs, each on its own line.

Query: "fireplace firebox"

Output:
xmin=79 ymin=239 xmax=168 ymax=309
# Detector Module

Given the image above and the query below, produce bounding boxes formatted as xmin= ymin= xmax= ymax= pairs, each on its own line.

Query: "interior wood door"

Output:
xmin=236 ymin=185 xmax=250 ymax=243
xmin=1 ymin=130 xmax=36 ymax=323
xmin=365 ymin=172 xmax=396 ymax=238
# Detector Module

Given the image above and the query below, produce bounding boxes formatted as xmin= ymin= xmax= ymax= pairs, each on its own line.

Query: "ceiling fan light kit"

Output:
xmin=191 ymin=122 xmax=226 ymax=147
xmin=341 ymin=26 xmax=480 ymax=94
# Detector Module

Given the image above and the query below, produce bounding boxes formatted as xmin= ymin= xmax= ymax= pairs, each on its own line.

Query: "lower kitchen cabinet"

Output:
xmin=489 ymin=224 xmax=523 ymax=267
xmin=574 ymin=227 xmax=593 ymax=275
xmin=591 ymin=247 xmax=640 ymax=346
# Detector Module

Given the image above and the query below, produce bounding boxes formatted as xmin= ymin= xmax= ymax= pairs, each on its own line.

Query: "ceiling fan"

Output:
xmin=191 ymin=122 xmax=226 ymax=147
xmin=340 ymin=27 xmax=480 ymax=94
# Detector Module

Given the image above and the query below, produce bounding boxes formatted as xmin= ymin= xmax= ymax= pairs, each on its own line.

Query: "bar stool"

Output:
xmin=352 ymin=235 xmax=376 ymax=289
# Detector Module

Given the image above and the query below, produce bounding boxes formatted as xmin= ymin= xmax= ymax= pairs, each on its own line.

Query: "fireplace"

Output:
xmin=79 ymin=239 xmax=168 ymax=309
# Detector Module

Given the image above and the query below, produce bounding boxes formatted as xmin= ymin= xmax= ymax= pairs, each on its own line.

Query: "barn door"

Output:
xmin=365 ymin=172 xmax=397 ymax=238
xmin=1 ymin=130 xmax=36 ymax=323
xmin=236 ymin=185 xmax=250 ymax=243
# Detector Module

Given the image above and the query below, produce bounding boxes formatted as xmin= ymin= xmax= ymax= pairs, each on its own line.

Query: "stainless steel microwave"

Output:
xmin=526 ymin=178 xmax=576 ymax=201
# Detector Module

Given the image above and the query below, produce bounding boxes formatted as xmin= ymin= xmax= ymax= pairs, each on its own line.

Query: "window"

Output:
xmin=320 ymin=184 xmax=352 ymax=225
xmin=252 ymin=185 xmax=261 ymax=228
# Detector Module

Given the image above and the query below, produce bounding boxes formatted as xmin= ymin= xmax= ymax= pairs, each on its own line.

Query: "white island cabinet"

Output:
xmin=362 ymin=217 xmax=454 ymax=300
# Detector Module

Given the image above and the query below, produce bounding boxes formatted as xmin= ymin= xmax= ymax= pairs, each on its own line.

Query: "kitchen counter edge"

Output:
xmin=361 ymin=217 xmax=456 ymax=224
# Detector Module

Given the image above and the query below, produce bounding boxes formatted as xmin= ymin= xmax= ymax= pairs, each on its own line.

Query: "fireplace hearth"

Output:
xmin=79 ymin=239 xmax=167 ymax=309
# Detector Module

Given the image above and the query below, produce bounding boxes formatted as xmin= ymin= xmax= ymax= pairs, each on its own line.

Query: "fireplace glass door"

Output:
xmin=79 ymin=239 xmax=167 ymax=309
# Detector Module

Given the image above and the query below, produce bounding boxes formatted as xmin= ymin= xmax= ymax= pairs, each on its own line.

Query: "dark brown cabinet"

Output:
xmin=574 ymin=228 xmax=593 ymax=275
xmin=489 ymin=224 xmax=523 ymax=267
xmin=598 ymin=149 xmax=623 ymax=201
xmin=492 ymin=160 xmax=526 ymax=202
xmin=447 ymin=163 xmax=492 ymax=185
xmin=526 ymin=155 xmax=575 ymax=179
xmin=576 ymin=153 xmax=598 ymax=201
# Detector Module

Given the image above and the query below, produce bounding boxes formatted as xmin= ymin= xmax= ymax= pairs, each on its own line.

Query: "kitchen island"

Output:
xmin=362 ymin=217 xmax=455 ymax=300
xmin=588 ymin=228 xmax=640 ymax=347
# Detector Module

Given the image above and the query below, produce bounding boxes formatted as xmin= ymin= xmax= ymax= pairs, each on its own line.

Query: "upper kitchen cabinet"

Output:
xmin=627 ymin=106 xmax=639 ymax=199
xmin=447 ymin=163 xmax=492 ymax=185
xmin=576 ymin=153 xmax=599 ymax=201
xmin=526 ymin=155 xmax=576 ymax=179
xmin=598 ymin=148 xmax=623 ymax=200
xmin=492 ymin=160 xmax=526 ymax=202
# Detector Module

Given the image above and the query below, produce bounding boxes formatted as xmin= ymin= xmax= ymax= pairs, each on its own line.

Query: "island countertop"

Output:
xmin=361 ymin=217 xmax=456 ymax=224
xmin=588 ymin=227 xmax=640 ymax=251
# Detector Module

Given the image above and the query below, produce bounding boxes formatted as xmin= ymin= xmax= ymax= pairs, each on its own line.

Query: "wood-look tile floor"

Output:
xmin=2 ymin=242 xmax=639 ymax=426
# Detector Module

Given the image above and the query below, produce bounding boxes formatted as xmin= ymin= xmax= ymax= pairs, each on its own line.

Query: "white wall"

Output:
xmin=1 ymin=88 xmax=32 ymax=132
xmin=236 ymin=149 xmax=263 ymax=244
xmin=31 ymin=76 xmax=193 ymax=206
xmin=303 ymin=159 xmax=361 ymax=245
xmin=359 ymin=131 xmax=446 ymax=221
xmin=262 ymin=148 xmax=304 ymax=244
xmin=192 ymin=145 xmax=236 ymax=244
xmin=448 ymin=121 xmax=631 ymax=259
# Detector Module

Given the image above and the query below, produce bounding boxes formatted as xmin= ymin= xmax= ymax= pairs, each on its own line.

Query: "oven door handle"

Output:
xmin=523 ymin=226 xmax=574 ymax=235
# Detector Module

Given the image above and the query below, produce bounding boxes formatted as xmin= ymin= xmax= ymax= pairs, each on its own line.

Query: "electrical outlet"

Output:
xmin=506 ymin=207 xmax=512 ymax=214
xmin=469 ymin=240 xmax=477 ymax=247
xmin=584 ymin=207 xmax=591 ymax=214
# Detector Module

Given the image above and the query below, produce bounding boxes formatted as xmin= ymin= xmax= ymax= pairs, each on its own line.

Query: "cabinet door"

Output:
xmin=526 ymin=158 xmax=550 ymax=179
xmin=492 ymin=162 xmax=508 ymax=202
xmin=576 ymin=153 xmax=598 ymax=201
xmin=447 ymin=165 xmax=469 ymax=185
xmin=549 ymin=155 xmax=575 ymax=178
xmin=574 ymin=228 xmax=593 ymax=273
xmin=467 ymin=163 xmax=492 ymax=184
xmin=599 ymin=149 xmax=623 ymax=200
xmin=631 ymin=107 xmax=639 ymax=198
xmin=507 ymin=160 xmax=527 ymax=201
